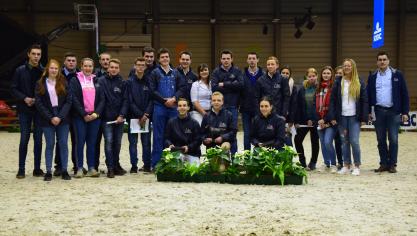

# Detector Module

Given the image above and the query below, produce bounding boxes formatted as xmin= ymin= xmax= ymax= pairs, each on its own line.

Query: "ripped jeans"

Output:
xmin=338 ymin=116 xmax=361 ymax=166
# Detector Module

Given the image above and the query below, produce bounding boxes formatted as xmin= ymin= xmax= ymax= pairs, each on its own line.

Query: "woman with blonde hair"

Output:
xmin=293 ymin=68 xmax=319 ymax=170
xmin=35 ymin=59 xmax=72 ymax=181
xmin=329 ymin=58 xmax=368 ymax=176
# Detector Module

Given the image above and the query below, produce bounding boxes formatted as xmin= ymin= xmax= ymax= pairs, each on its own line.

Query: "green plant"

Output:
xmin=204 ymin=146 xmax=230 ymax=173
xmin=154 ymin=148 xmax=184 ymax=175
xmin=183 ymin=161 xmax=210 ymax=177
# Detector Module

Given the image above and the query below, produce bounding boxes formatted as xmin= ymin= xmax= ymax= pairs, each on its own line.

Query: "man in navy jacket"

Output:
xmin=149 ymin=48 xmax=186 ymax=169
xmin=367 ymin=51 xmax=409 ymax=173
xmin=126 ymin=57 xmax=153 ymax=173
xmin=211 ymin=50 xmax=243 ymax=154
xmin=176 ymin=51 xmax=198 ymax=110
xmin=98 ymin=58 xmax=129 ymax=178
xmin=11 ymin=44 xmax=44 ymax=179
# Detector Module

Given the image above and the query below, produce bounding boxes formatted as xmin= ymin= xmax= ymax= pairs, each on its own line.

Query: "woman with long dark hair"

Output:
xmin=190 ymin=63 xmax=212 ymax=125
xmin=35 ymin=59 xmax=72 ymax=181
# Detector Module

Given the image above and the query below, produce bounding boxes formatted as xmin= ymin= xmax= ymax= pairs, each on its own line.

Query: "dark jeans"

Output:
xmin=334 ymin=129 xmax=343 ymax=166
xmin=294 ymin=126 xmax=319 ymax=168
xmin=17 ymin=112 xmax=42 ymax=171
xmin=73 ymin=117 xmax=101 ymax=170
xmin=224 ymin=107 xmax=238 ymax=154
xmin=374 ymin=106 xmax=401 ymax=167
xmin=54 ymin=122 xmax=77 ymax=170
xmin=43 ymin=124 xmax=69 ymax=172
xmin=128 ymin=119 xmax=152 ymax=169
xmin=241 ymin=111 xmax=256 ymax=150
xmin=151 ymin=105 xmax=178 ymax=168
xmin=102 ymin=122 xmax=124 ymax=170
xmin=94 ymin=124 xmax=103 ymax=170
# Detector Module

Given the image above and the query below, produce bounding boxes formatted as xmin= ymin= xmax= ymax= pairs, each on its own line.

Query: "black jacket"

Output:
xmin=287 ymin=83 xmax=298 ymax=123
xmin=240 ymin=67 xmax=264 ymax=113
xmin=35 ymin=79 xmax=72 ymax=127
xmin=98 ymin=74 xmax=129 ymax=121
xmin=69 ymin=74 xmax=105 ymax=118
xmin=177 ymin=67 xmax=198 ymax=108
xmin=127 ymin=74 xmax=153 ymax=119
xmin=201 ymin=109 xmax=237 ymax=147
xmin=11 ymin=63 xmax=44 ymax=113
xmin=328 ymin=77 xmax=369 ymax=123
xmin=211 ymin=65 xmax=244 ymax=108
xmin=165 ymin=115 xmax=202 ymax=157
xmin=292 ymin=85 xmax=318 ymax=125
xmin=94 ymin=67 xmax=107 ymax=78
xmin=251 ymin=113 xmax=286 ymax=149
xmin=255 ymin=72 xmax=290 ymax=116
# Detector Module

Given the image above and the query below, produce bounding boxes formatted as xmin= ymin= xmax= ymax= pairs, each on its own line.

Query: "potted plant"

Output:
xmin=155 ymin=148 xmax=185 ymax=182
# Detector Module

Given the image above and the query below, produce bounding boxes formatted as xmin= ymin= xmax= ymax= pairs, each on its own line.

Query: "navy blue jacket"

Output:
xmin=165 ymin=115 xmax=202 ymax=157
xmin=328 ymin=77 xmax=369 ymax=123
xmin=251 ymin=113 xmax=286 ymax=149
xmin=367 ymin=67 xmax=409 ymax=115
xmin=69 ymin=75 xmax=105 ymax=118
xmin=11 ymin=63 xmax=44 ymax=113
xmin=35 ymin=79 xmax=72 ymax=127
xmin=287 ymin=83 xmax=298 ymax=123
xmin=126 ymin=73 xmax=153 ymax=119
xmin=98 ymin=74 xmax=129 ymax=121
xmin=149 ymin=66 xmax=187 ymax=106
xmin=211 ymin=65 xmax=244 ymax=108
xmin=292 ymin=85 xmax=318 ymax=125
xmin=255 ymin=72 xmax=290 ymax=116
xmin=240 ymin=67 xmax=264 ymax=113
xmin=177 ymin=66 xmax=198 ymax=108
xmin=94 ymin=67 xmax=107 ymax=78
xmin=201 ymin=109 xmax=237 ymax=147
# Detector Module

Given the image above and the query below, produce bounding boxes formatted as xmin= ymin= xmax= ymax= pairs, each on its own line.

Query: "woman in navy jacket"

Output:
xmin=251 ymin=97 xmax=286 ymax=150
xmin=329 ymin=58 xmax=368 ymax=176
xmin=70 ymin=58 xmax=104 ymax=178
xmin=35 ymin=59 xmax=72 ymax=181
xmin=165 ymin=98 xmax=202 ymax=164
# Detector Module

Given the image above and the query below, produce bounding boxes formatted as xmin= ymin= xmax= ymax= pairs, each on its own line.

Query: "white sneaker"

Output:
xmin=337 ymin=166 xmax=351 ymax=174
xmin=351 ymin=167 xmax=360 ymax=176
xmin=330 ymin=165 xmax=338 ymax=173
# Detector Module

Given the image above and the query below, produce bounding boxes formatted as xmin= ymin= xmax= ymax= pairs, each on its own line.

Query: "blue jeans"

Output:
xmin=43 ymin=124 xmax=69 ymax=172
xmin=102 ymin=122 xmax=124 ymax=170
xmin=151 ymin=104 xmax=178 ymax=168
xmin=338 ymin=116 xmax=361 ymax=166
xmin=318 ymin=126 xmax=337 ymax=166
xmin=73 ymin=117 xmax=101 ymax=170
xmin=224 ymin=107 xmax=238 ymax=154
xmin=17 ymin=112 xmax=43 ymax=171
xmin=241 ymin=111 xmax=255 ymax=150
xmin=128 ymin=120 xmax=151 ymax=168
xmin=374 ymin=106 xmax=401 ymax=167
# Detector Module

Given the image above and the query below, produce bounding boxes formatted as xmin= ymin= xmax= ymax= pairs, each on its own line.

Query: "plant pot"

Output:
xmin=227 ymin=175 xmax=255 ymax=185
xmin=283 ymin=174 xmax=304 ymax=185
xmin=206 ymin=174 xmax=226 ymax=183
xmin=253 ymin=175 xmax=280 ymax=185
xmin=156 ymin=173 xmax=184 ymax=182
xmin=189 ymin=174 xmax=207 ymax=183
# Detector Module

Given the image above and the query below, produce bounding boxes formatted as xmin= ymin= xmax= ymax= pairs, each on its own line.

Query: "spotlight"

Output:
xmin=306 ymin=19 xmax=315 ymax=30
xmin=294 ymin=28 xmax=303 ymax=39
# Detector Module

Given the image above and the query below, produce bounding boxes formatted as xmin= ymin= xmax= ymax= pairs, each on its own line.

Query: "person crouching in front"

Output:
xmin=165 ymin=98 xmax=202 ymax=164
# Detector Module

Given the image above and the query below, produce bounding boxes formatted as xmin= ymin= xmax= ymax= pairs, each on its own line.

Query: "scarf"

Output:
xmin=316 ymin=80 xmax=331 ymax=118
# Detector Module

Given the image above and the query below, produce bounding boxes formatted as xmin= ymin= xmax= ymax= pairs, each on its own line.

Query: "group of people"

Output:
xmin=11 ymin=44 xmax=409 ymax=181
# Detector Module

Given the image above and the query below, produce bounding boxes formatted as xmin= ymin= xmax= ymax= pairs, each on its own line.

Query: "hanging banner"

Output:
xmin=372 ymin=0 xmax=384 ymax=48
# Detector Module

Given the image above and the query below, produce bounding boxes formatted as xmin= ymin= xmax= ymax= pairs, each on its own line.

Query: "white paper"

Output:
xmin=106 ymin=119 xmax=126 ymax=125
xmin=290 ymin=125 xmax=297 ymax=136
xmin=130 ymin=119 xmax=150 ymax=133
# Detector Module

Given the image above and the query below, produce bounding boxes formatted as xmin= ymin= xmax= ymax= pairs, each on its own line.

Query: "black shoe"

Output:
xmin=307 ymin=163 xmax=316 ymax=171
xmin=130 ymin=166 xmax=138 ymax=174
xmin=53 ymin=168 xmax=62 ymax=176
xmin=139 ymin=166 xmax=151 ymax=173
xmin=107 ymin=169 xmax=115 ymax=178
xmin=61 ymin=171 xmax=71 ymax=180
xmin=16 ymin=169 xmax=25 ymax=179
xmin=388 ymin=166 xmax=397 ymax=173
xmin=33 ymin=169 xmax=45 ymax=177
xmin=114 ymin=165 xmax=127 ymax=176
xmin=44 ymin=172 xmax=52 ymax=181
xmin=374 ymin=166 xmax=389 ymax=173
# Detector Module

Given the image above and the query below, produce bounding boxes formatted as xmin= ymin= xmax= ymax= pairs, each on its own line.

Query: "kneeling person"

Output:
xmin=251 ymin=97 xmax=286 ymax=150
xmin=201 ymin=91 xmax=237 ymax=151
xmin=165 ymin=98 xmax=202 ymax=164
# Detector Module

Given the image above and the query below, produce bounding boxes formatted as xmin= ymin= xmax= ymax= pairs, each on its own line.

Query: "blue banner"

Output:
xmin=372 ymin=0 xmax=384 ymax=48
